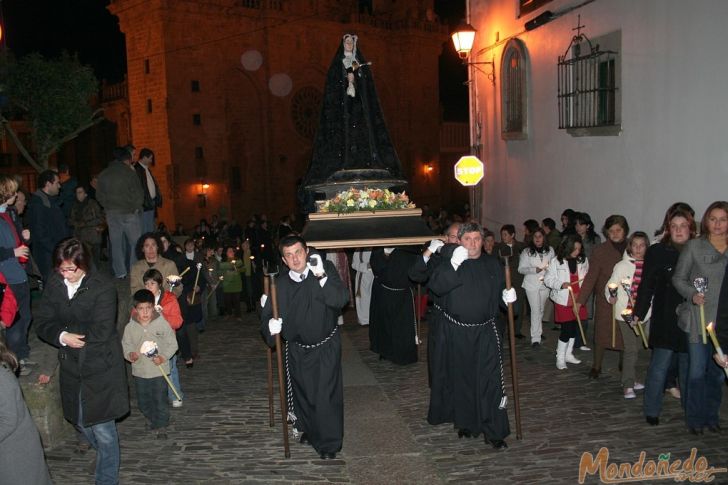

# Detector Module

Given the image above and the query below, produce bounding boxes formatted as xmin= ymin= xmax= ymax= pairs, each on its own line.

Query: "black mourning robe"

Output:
xmin=428 ymin=253 xmax=511 ymax=441
xmin=408 ymin=244 xmax=457 ymax=392
xmin=369 ymin=247 xmax=419 ymax=365
xmin=260 ymin=259 xmax=349 ymax=455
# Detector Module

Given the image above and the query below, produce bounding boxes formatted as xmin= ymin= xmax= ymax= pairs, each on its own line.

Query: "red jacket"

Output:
xmin=0 ymin=272 xmax=18 ymax=327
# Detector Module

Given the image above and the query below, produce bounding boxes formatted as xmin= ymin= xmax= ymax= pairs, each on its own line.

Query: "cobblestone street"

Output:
xmin=45 ymin=309 xmax=728 ymax=484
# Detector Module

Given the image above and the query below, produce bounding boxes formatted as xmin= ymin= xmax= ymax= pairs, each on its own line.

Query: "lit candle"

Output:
xmin=621 ymin=309 xmax=648 ymax=349
xmin=706 ymin=322 xmax=728 ymax=378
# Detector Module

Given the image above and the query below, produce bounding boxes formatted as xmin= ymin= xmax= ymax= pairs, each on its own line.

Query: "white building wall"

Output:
xmin=470 ymin=0 xmax=728 ymax=237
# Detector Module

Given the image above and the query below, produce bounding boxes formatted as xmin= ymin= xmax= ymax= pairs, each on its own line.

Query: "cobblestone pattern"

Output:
xmin=44 ymin=309 xmax=728 ymax=484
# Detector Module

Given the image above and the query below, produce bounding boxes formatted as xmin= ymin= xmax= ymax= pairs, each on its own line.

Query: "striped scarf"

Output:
xmin=628 ymin=260 xmax=643 ymax=308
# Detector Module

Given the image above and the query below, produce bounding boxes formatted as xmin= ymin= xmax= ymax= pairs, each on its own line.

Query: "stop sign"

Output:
xmin=454 ymin=156 xmax=484 ymax=186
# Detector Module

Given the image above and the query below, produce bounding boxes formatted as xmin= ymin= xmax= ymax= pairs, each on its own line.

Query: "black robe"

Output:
xmin=260 ymin=260 xmax=349 ymax=455
xmin=370 ymin=247 xmax=419 ymax=365
xmin=428 ymin=253 xmax=510 ymax=441
xmin=408 ymin=244 xmax=457 ymax=397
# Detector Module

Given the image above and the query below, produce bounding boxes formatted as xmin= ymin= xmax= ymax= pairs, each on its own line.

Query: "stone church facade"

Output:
xmin=109 ymin=0 xmax=447 ymax=228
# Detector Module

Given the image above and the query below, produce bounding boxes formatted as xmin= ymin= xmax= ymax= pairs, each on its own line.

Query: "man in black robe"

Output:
xmin=369 ymin=246 xmax=420 ymax=365
xmin=408 ymin=224 xmax=460 ymax=411
xmin=261 ymin=235 xmax=349 ymax=459
xmin=428 ymin=222 xmax=517 ymax=449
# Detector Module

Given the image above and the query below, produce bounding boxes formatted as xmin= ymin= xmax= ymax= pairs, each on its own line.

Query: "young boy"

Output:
xmin=122 ymin=289 xmax=178 ymax=439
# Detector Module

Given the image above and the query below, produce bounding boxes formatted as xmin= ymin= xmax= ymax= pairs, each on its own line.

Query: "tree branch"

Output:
xmin=0 ymin=115 xmax=45 ymax=173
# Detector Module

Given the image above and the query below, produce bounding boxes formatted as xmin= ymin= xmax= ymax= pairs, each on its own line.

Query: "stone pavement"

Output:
xmin=44 ymin=309 xmax=728 ymax=484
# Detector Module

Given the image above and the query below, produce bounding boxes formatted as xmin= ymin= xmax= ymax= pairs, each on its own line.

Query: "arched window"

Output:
xmin=500 ymin=39 xmax=528 ymax=140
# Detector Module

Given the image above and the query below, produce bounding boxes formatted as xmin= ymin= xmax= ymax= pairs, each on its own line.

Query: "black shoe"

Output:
xmin=646 ymin=416 xmax=659 ymax=426
xmin=541 ymin=334 xmax=546 ymax=341
xmin=514 ymin=334 xmax=525 ymax=339
xmin=688 ymin=427 xmax=703 ymax=435
xmin=487 ymin=438 xmax=508 ymax=450
xmin=185 ymin=360 xmax=194 ymax=369
xmin=319 ymin=452 xmax=337 ymax=459
xmin=531 ymin=342 xmax=540 ymax=348
xmin=588 ymin=368 xmax=600 ymax=379
xmin=457 ymin=428 xmax=472 ymax=438
xmin=707 ymin=425 xmax=722 ymax=434
xmin=300 ymin=433 xmax=309 ymax=444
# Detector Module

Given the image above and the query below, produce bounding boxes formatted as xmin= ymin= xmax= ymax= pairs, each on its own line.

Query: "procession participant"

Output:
xmin=635 ymin=206 xmax=694 ymax=425
xmin=369 ymin=246 xmax=420 ymax=365
xmin=518 ymin=228 xmax=555 ymax=347
xmin=494 ymin=225 xmax=527 ymax=338
xmin=544 ymin=234 xmax=589 ymax=370
xmin=130 ymin=232 xmax=181 ymax=297
xmin=261 ymin=235 xmax=349 ymax=459
xmin=351 ymin=248 xmax=374 ymax=326
xmin=35 ymin=238 xmax=129 ymax=485
xmin=408 ymin=223 xmax=458 ymax=401
xmin=428 ymin=222 xmax=516 ymax=449
xmin=673 ymin=201 xmax=728 ymax=435
xmin=576 ymin=215 xmax=630 ymax=379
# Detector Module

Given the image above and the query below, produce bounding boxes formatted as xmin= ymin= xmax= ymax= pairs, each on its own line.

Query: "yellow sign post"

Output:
xmin=454 ymin=155 xmax=484 ymax=186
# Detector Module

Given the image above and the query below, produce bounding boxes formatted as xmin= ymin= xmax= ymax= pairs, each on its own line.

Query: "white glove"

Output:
xmin=260 ymin=294 xmax=268 ymax=308
xmin=450 ymin=246 xmax=468 ymax=270
xmin=502 ymin=288 xmax=517 ymax=305
xmin=307 ymin=253 xmax=325 ymax=277
xmin=428 ymin=239 xmax=445 ymax=254
xmin=383 ymin=247 xmax=395 ymax=255
xmin=268 ymin=317 xmax=282 ymax=335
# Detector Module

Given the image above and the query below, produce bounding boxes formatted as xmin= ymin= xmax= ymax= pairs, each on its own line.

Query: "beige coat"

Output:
xmin=130 ymin=256 xmax=182 ymax=297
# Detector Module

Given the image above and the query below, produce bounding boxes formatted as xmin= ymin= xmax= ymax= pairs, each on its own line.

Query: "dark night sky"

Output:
xmin=1 ymin=0 xmax=466 ymax=119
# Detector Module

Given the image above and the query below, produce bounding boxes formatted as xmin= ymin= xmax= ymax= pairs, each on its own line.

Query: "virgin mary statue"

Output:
xmin=301 ymin=34 xmax=406 ymax=207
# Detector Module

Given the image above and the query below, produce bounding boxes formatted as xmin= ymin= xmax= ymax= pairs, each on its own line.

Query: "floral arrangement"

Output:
xmin=318 ymin=187 xmax=416 ymax=213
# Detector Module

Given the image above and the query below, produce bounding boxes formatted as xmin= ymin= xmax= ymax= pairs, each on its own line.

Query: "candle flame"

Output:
xmin=608 ymin=283 xmax=618 ymax=288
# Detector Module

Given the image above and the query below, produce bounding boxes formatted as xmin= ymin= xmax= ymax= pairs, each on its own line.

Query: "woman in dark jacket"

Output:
xmin=35 ymin=238 xmax=129 ymax=485
xmin=634 ymin=207 xmax=695 ymax=426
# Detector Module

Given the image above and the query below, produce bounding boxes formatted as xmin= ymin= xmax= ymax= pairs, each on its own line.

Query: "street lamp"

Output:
xmin=451 ymin=23 xmax=495 ymax=86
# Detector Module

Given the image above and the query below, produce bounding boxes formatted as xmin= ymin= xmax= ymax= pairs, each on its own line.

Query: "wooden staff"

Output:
xmin=269 ymin=273 xmax=291 ymax=458
xmin=608 ymin=284 xmax=619 ymax=348
xmin=189 ymin=263 xmax=202 ymax=304
xmin=567 ymin=286 xmax=588 ymax=346
xmin=264 ymin=276 xmax=274 ymax=428
xmin=416 ymin=284 xmax=422 ymax=351
xmin=499 ymin=247 xmax=522 ymax=440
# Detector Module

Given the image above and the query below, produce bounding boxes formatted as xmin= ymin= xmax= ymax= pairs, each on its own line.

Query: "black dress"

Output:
xmin=260 ymin=260 xmax=349 ymax=455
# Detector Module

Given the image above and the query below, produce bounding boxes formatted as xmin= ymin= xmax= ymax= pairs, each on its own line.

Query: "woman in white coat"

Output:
xmin=544 ymin=234 xmax=589 ymax=369
xmin=605 ymin=231 xmax=651 ymax=399
xmin=518 ymin=228 xmax=555 ymax=347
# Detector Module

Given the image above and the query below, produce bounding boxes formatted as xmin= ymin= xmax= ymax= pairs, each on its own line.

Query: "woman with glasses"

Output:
xmin=36 ymin=238 xmax=129 ymax=484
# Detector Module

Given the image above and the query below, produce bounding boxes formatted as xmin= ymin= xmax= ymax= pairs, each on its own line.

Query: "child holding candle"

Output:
xmin=122 ymin=289 xmax=178 ymax=440
xmin=605 ymin=231 xmax=650 ymax=399
xmin=544 ymin=234 xmax=589 ymax=370
xmin=673 ymin=201 xmax=728 ymax=434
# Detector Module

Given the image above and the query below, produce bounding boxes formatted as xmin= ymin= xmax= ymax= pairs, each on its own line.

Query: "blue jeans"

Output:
xmin=5 ymin=282 xmax=31 ymax=360
xmin=106 ymin=210 xmax=142 ymax=278
xmin=141 ymin=210 xmax=156 ymax=234
xmin=77 ymin=400 xmax=120 ymax=485
xmin=134 ymin=376 xmax=169 ymax=429
xmin=685 ymin=342 xmax=724 ymax=428
xmin=643 ymin=348 xmax=687 ymax=418
xmin=167 ymin=355 xmax=184 ymax=402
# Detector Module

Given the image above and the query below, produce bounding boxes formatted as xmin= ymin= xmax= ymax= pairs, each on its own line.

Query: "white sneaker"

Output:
xmin=20 ymin=358 xmax=38 ymax=367
xmin=172 ymin=400 xmax=183 ymax=408
xmin=579 ymin=346 xmax=591 ymax=351
xmin=633 ymin=382 xmax=645 ymax=391
xmin=624 ymin=388 xmax=636 ymax=399
xmin=18 ymin=364 xmax=32 ymax=376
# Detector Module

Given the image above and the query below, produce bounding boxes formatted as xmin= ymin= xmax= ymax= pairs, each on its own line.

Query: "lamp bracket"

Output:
xmin=462 ymin=57 xmax=496 ymax=86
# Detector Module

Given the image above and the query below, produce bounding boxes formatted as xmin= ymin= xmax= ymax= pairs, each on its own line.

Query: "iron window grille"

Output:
xmin=557 ymin=27 xmax=619 ymax=134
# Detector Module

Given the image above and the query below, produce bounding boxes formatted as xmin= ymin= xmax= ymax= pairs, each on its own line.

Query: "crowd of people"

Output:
xmin=1 ymin=148 xmax=727 ymax=481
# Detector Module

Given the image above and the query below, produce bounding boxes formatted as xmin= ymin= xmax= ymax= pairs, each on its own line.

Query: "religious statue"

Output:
xmin=300 ymin=34 xmax=407 ymax=210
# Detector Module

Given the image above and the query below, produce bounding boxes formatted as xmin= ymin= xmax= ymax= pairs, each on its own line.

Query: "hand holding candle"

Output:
xmin=621 ymin=309 xmax=648 ymax=349
xmin=693 ymin=277 xmax=709 ymax=344
xmin=140 ymin=341 xmax=182 ymax=400
xmin=706 ymin=322 xmax=728 ymax=378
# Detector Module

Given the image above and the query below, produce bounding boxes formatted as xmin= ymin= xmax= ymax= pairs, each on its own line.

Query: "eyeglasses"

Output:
xmin=58 ymin=266 xmax=78 ymax=274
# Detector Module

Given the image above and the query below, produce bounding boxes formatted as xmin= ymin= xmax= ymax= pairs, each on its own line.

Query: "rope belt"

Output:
xmin=433 ymin=303 xmax=508 ymax=409
xmin=284 ymin=325 xmax=340 ymax=437
xmin=382 ymin=284 xmax=419 ymax=344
